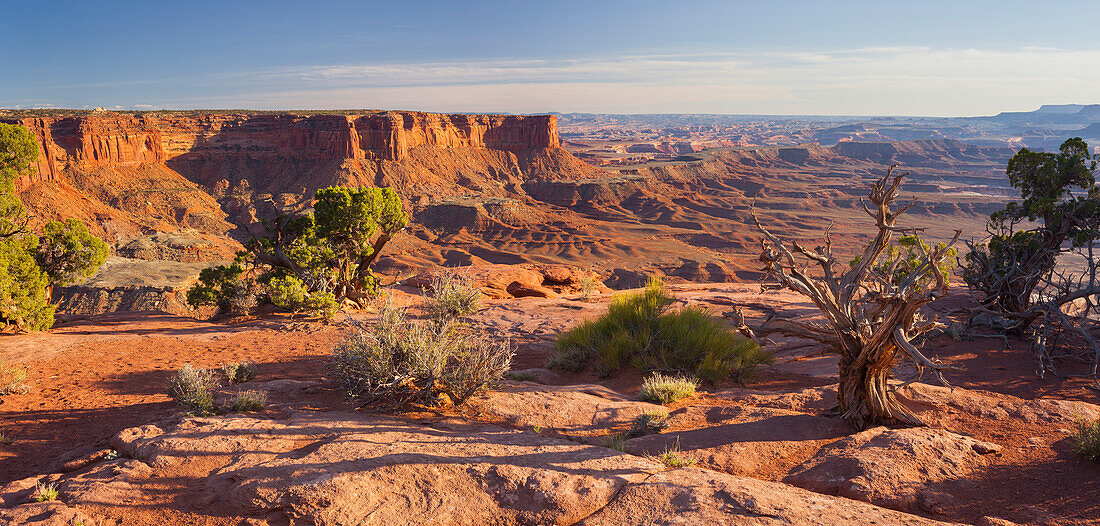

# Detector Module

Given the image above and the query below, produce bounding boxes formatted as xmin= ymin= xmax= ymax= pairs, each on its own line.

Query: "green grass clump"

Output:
xmin=0 ymin=362 xmax=30 ymax=395
xmin=1070 ymin=417 xmax=1100 ymax=462
xmin=31 ymin=482 xmax=59 ymax=502
xmin=169 ymin=364 xmax=219 ymax=415
xmin=550 ymin=277 xmax=770 ymax=381
xmin=604 ymin=433 xmax=628 ymax=452
xmin=639 ymin=373 xmax=697 ymax=405
xmin=222 ymin=361 xmax=259 ymax=383
xmin=227 ymin=390 xmax=268 ymax=412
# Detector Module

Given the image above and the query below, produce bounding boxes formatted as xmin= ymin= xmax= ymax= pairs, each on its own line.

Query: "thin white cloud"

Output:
xmin=159 ymin=47 xmax=1100 ymax=115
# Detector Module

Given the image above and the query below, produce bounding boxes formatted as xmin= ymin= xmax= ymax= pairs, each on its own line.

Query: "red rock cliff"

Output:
xmin=8 ymin=112 xmax=559 ymax=188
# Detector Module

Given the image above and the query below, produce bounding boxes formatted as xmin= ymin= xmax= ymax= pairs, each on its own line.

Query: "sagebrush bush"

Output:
xmin=551 ymin=277 xmax=770 ymax=381
xmin=1071 ymin=417 xmax=1100 ymax=462
xmin=0 ymin=362 xmax=29 ymax=395
xmin=222 ymin=361 xmax=258 ymax=383
xmin=425 ymin=270 xmax=482 ymax=319
xmin=327 ymin=295 xmax=512 ymax=407
xmin=169 ymin=364 xmax=219 ymax=415
xmin=227 ymin=390 xmax=268 ymax=412
xmin=639 ymin=373 xmax=697 ymax=404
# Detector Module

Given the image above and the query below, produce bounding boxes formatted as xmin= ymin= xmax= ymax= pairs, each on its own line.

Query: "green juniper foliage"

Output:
xmin=0 ymin=124 xmax=107 ymax=331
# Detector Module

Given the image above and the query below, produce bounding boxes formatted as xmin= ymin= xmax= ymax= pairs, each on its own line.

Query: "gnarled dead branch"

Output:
xmin=741 ymin=165 xmax=961 ymax=429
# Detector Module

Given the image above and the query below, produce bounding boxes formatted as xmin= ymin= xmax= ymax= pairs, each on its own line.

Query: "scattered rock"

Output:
xmin=978 ymin=517 xmax=1024 ymax=526
xmin=784 ymin=426 xmax=1000 ymax=513
xmin=578 ymin=467 xmax=956 ymax=525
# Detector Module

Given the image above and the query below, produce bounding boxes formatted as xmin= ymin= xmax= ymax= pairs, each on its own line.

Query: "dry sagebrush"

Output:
xmin=327 ymin=295 xmax=512 ymax=407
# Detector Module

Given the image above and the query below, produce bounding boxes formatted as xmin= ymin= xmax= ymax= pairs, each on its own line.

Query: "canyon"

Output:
xmin=5 ymin=110 xmax=1017 ymax=313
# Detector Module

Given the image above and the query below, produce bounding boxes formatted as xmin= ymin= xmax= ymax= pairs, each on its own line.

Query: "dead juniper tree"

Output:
xmin=962 ymin=138 xmax=1100 ymax=384
xmin=735 ymin=166 xmax=961 ymax=429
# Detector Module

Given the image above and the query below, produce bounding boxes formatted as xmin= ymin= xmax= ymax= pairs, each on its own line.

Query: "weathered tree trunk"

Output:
xmin=836 ymin=347 xmax=922 ymax=428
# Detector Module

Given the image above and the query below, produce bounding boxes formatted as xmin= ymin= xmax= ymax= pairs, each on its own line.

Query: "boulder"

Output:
xmin=467 ymin=384 xmax=662 ymax=440
xmin=626 ymin=404 xmax=851 ymax=478
xmin=784 ymin=426 xmax=1002 ymax=513
xmin=117 ymin=413 xmax=659 ymax=525
xmin=506 ymin=280 xmax=559 ymax=298
xmin=578 ymin=467 xmax=957 ymax=525
xmin=0 ymin=501 xmax=96 ymax=526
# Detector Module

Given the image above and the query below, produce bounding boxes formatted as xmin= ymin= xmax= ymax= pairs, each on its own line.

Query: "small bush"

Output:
xmin=222 ymin=362 xmax=259 ymax=383
xmin=551 ymin=277 xmax=771 ymax=381
xmin=1070 ymin=417 xmax=1100 ymax=462
xmin=639 ymin=373 xmax=697 ymax=405
xmin=628 ymin=409 xmax=670 ymax=438
xmin=327 ymin=295 xmax=512 ymax=407
xmin=31 ymin=482 xmax=59 ymax=502
xmin=0 ymin=362 xmax=29 ymax=395
xmin=578 ymin=271 xmax=601 ymax=301
xmin=227 ymin=390 xmax=268 ymax=412
xmin=169 ymin=364 xmax=219 ymax=415
xmin=425 ymin=270 xmax=482 ymax=319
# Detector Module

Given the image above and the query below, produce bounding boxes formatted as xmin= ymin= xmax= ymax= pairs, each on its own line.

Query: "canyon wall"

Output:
xmin=6 ymin=112 xmax=559 ymax=188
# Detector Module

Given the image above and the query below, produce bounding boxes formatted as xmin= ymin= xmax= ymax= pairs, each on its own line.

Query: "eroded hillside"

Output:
xmin=6 ymin=110 xmax=1017 ymax=307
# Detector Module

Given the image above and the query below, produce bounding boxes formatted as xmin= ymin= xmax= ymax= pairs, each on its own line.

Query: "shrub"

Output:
xmin=31 ymin=482 xmax=59 ymax=502
xmin=222 ymin=361 xmax=258 ymax=383
xmin=639 ymin=373 xmax=697 ymax=405
xmin=169 ymin=364 xmax=219 ymax=415
xmin=425 ymin=270 xmax=482 ymax=319
xmin=227 ymin=390 xmax=268 ymax=412
xmin=0 ymin=361 xmax=30 ymax=395
xmin=327 ymin=295 xmax=513 ymax=407
xmin=628 ymin=409 xmax=670 ymax=438
xmin=551 ymin=277 xmax=770 ymax=381
xmin=1070 ymin=417 xmax=1100 ymax=462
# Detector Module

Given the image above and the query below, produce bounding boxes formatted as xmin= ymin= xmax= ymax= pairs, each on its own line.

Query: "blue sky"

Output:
xmin=3 ymin=1 xmax=1099 ymax=115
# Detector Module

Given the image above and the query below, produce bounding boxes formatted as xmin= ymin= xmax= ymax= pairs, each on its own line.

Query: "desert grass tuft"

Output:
xmin=226 ymin=390 xmax=268 ymax=412
xmin=1070 ymin=417 xmax=1100 ymax=462
xmin=647 ymin=443 xmax=696 ymax=469
xmin=551 ymin=277 xmax=771 ymax=381
xmin=639 ymin=373 xmax=697 ymax=405
xmin=0 ymin=362 xmax=30 ymax=395
xmin=31 ymin=482 xmax=59 ymax=502
xmin=222 ymin=361 xmax=259 ymax=383
xmin=604 ymin=432 xmax=628 ymax=452
xmin=169 ymin=364 xmax=219 ymax=415
xmin=504 ymin=371 xmax=535 ymax=382
xmin=628 ymin=409 xmax=670 ymax=438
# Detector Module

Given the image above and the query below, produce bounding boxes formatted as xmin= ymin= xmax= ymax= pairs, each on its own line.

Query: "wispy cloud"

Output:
xmin=12 ymin=47 xmax=1100 ymax=114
